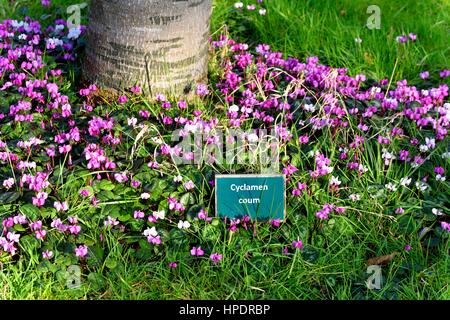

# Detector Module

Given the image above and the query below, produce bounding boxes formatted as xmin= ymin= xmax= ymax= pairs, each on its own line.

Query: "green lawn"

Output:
xmin=0 ymin=0 xmax=449 ymax=300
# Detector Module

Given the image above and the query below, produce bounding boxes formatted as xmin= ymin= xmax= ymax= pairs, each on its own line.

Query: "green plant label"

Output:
xmin=215 ymin=174 xmax=286 ymax=221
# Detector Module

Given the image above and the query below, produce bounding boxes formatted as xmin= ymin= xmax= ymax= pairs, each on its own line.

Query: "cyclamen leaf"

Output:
xmin=0 ymin=191 xmax=20 ymax=203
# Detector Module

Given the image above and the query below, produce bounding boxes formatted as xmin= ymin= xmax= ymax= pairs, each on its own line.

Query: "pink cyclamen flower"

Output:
xmin=130 ymin=86 xmax=142 ymax=94
xmin=408 ymin=33 xmax=417 ymax=41
xmin=196 ymin=83 xmax=209 ymax=96
xmin=270 ymin=219 xmax=281 ymax=227
xmin=79 ymin=189 xmax=90 ymax=197
xmin=420 ymin=71 xmax=429 ymax=79
xmin=169 ymin=262 xmax=178 ymax=268
xmin=210 ymin=253 xmax=223 ymax=264
xmin=75 ymin=245 xmax=88 ymax=258
xmin=35 ymin=229 xmax=47 ymax=240
xmin=131 ymin=180 xmax=141 ymax=188
xmin=53 ymin=201 xmax=68 ymax=212
xmin=104 ymin=216 xmax=119 ymax=227
xmin=3 ymin=178 xmax=15 ymax=189
xmin=190 ymin=246 xmax=205 ymax=256
xmin=298 ymin=135 xmax=309 ymax=144
xmin=177 ymin=100 xmax=187 ymax=109
xmin=118 ymin=96 xmax=128 ymax=104
xmin=42 ymin=250 xmax=53 ymax=259
xmin=30 ymin=220 xmax=42 ymax=231
xmin=440 ymin=222 xmax=450 ymax=232
xmin=134 ymin=210 xmax=145 ymax=219
xmin=184 ymin=180 xmax=195 ymax=190
xmin=292 ymin=240 xmax=303 ymax=249
xmin=197 ymin=208 xmax=212 ymax=221
xmin=395 ymin=208 xmax=405 ymax=215
xmin=41 ymin=0 xmax=51 ymax=6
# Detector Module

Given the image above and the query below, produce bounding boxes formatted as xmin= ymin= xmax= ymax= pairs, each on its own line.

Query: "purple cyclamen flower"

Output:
xmin=210 ymin=253 xmax=223 ymax=264
xmin=396 ymin=35 xmax=408 ymax=43
xmin=292 ymin=240 xmax=303 ymax=249
xmin=440 ymin=69 xmax=450 ymax=78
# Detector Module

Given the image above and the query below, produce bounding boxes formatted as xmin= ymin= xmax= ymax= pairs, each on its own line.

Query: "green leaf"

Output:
xmin=0 ymin=191 xmax=20 ymax=204
xmin=13 ymin=224 xmax=26 ymax=232
xmin=96 ymin=179 xmax=116 ymax=191
xmin=20 ymin=204 xmax=41 ymax=220
xmin=202 ymin=224 xmax=220 ymax=241
xmin=179 ymin=193 xmax=195 ymax=207
xmin=87 ymin=272 xmax=106 ymax=291
xmin=105 ymin=257 xmax=118 ymax=269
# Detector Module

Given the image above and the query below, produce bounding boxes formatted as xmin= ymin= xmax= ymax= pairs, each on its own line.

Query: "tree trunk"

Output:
xmin=83 ymin=0 xmax=212 ymax=97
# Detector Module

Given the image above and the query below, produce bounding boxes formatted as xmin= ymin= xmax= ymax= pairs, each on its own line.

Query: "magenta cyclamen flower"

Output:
xmin=75 ymin=245 xmax=88 ymax=258
xmin=190 ymin=246 xmax=205 ymax=256
xmin=441 ymin=222 xmax=450 ymax=232
xmin=396 ymin=35 xmax=408 ymax=43
xmin=210 ymin=253 xmax=223 ymax=264
xmin=270 ymin=219 xmax=281 ymax=227
xmin=197 ymin=208 xmax=212 ymax=221
xmin=118 ymin=95 xmax=128 ymax=104
xmin=434 ymin=167 xmax=445 ymax=175
xmin=169 ymin=261 xmax=178 ymax=268
xmin=292 ymin=240 xmax=303 ymax=249
xmin=79 ymin=189 xmax=90 ymax=197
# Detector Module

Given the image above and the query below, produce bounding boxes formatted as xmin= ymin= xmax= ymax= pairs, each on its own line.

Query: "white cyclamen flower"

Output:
xmin=400 ymin=177 xmax=412 ymax=187
xmin=385 ymin=183 xmax=398 ymax=192
xmin=330 ymin=176 xmax=341 ymax=186
xmin=177 ymin=220 xmax=191 ymax=230
xmin=143 ymin=227 xmax=158 ymax=237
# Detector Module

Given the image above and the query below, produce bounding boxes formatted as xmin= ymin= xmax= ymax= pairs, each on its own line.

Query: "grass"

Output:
xmin=0 ymin=0 xmax=449 ymax=300
xmin=212 ymin=0 xmax=449 ymax=82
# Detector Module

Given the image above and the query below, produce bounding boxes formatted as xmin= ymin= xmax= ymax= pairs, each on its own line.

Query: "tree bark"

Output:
xmin=83 ymin=0 xmax=212 ymax=97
